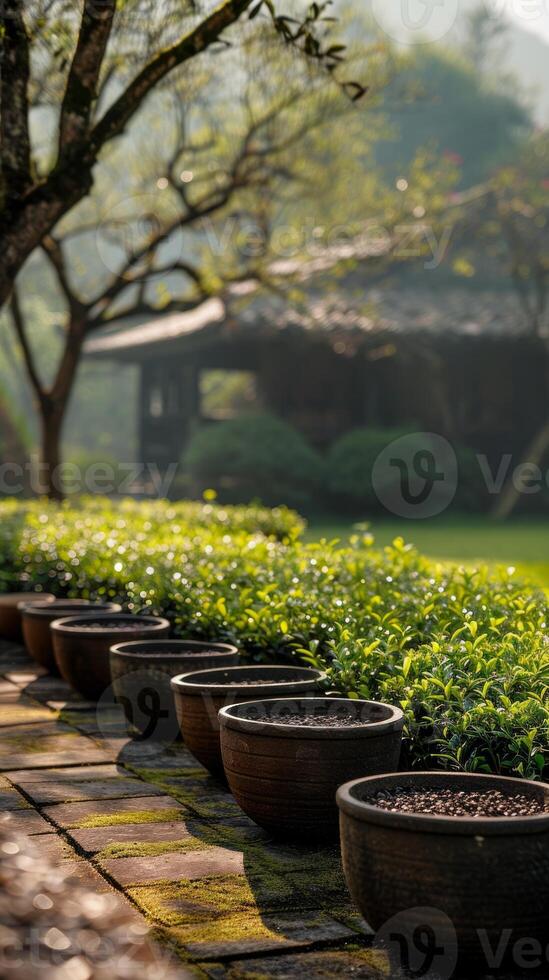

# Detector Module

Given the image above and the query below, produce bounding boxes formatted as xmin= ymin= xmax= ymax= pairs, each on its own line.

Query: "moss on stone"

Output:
xmin=73 ymin=808 xmax=185 ymax=829
xmin=167 ymin=909 xmax=294 ymax=948
xmin=128 ymin=870 xmax=300 ymax=927
xmin=97 ymin=835 xmax=209 ymax=861
xmin=286 ymin=866 xmax=349 ymax=906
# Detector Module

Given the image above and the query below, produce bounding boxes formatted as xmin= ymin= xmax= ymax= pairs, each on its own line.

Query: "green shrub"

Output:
xmin=0 ymin=497 xmax=546 ymax=779
xmin=184 ymin=414 xmax=325 ymax=507
xmin=326 ymin=427 xmax=488 ymax=512
xmin=326 ymin=427 xmax=415 ymax=511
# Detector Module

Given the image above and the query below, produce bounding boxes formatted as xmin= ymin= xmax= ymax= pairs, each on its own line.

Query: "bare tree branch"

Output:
xmin=42 ymin=236 xmax=88 ymax=317
xmin=9 ymin=287 xmax=44 ymax=399
xmin=90 ymin=0 xmax=255 ymax=154
xmin=58 ymin=0 xmax=117 ymax=157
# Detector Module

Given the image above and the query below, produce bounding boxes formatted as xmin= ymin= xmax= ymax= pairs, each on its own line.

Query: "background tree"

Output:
xmin=4 ymin=17 xmax=382 ymax=498
xmin=0 ymin=0 xmax=365 ymax=312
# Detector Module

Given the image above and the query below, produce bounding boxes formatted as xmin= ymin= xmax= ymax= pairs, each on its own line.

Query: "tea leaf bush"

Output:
xmin=0 ymin=498 xmax=547 ymax=779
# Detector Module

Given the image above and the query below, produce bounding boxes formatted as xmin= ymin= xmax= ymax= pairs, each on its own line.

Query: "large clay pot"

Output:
xmin=110 ymin=639 xmax=239 ymax=742
xmin=219 ymin=696 xmax=403 ymax=841
xmin=51 ymin=614 xmax=170 ymax=700
xmin=21 ymin=599 xmax=122 ymax=673
xmin=0 ymin=593 xmax=55 ymax=642
xmin=337 ymin=771 xmax=549 ymax=977
xmin=171 ymin=665 xmax=326 ymax=778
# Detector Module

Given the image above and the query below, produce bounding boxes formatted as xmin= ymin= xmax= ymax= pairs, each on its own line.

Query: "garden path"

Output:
xmin=0 ymin=637 xmax=382 ymax=979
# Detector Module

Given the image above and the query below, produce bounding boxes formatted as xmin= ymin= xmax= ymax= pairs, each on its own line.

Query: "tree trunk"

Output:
xmin=35 ymin=318 xmax=86 ymax=501
xmin=0 ymin=395 xmax=27 ymax=466
xmin=492 ymin=418 xmax=549 ymax=520
xmin=39 ymin=403 xmax=65 ymax=501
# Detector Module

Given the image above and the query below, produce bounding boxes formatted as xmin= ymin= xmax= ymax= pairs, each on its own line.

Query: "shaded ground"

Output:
xmin=306 ymin=516 xmax=549 ymax=587
xmin=0 ymin=638 xmax=381 ymax=979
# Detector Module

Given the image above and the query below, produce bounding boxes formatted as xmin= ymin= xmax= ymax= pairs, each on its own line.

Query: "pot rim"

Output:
xmin=8 ymin=593 xmax=55 ymax=609
xmin=50 ymin=613 xmax=170 ymax=635
xmin=111 ymin=639 xmax=239 ymax=659
xmin=22 ymin=600 xmax=121 ymax=620
xmin=336 ymin=771 xmax=549 ymax=836
xmin=171 ymin=665 xmax=327 ymax=697
xmin=218 ymin=696 xmax=404 ymax=739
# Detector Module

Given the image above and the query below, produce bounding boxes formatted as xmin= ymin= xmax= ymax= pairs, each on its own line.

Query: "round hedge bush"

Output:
xmin=326 ymin=427 xmax=488 ymax=513
xmin=184 ymin=414 xmax=325 ymax=507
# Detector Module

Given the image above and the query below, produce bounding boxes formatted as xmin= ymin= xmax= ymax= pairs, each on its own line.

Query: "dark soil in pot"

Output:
xmin=21 ymin=599 xmax=122 ymax=673
xmin=219 ymin=696 xmax=403 ymax=841
xmin=51 ymin=614 xmax=170 ymax=701
xmin=110 ymin=639 xmax=239 ymax=742
xmin=171 ymin=665 xmax=327 ymax=779
xmin=337 ymin=771 xmax=549 ymax=977
xmin=0 ymin=592 xmax=55 ymax=642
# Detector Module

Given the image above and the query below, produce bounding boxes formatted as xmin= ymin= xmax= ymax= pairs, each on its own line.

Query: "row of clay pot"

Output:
xmin=2 ymin=592 xmax=549 ymax=975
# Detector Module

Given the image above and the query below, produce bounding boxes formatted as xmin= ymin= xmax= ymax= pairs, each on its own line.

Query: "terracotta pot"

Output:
xmin=0 ymin=593 xmax=56 ymax=643
xmin=21 ymin=600 xmax=122 ymax=673
xmin=171 ymin=665 xmax=327 ymax=778
xmin=51 ymin=614 xmax=170 ymax=700
xmin=337 ymin=772 xmax=549 ymax=976
xmin=110 ymin=640 xmax=239 ymax=741
xmin=219 ymin=697 xmax=403 ymax=841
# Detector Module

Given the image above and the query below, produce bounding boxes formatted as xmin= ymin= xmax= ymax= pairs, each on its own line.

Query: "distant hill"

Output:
xmin=358 ymin=0 xmax=549 ymax=125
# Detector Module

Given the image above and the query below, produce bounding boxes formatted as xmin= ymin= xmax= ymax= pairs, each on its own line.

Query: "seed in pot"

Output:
xmin=219 ymin=676 xmax=303 ymax=686
xmin=249 ymin=709 xmax=369 ymax=727
xmin=361 ymin=786 xmax=547 ymax=818
xmin=66 ymin=621 xmax=151 ymax=630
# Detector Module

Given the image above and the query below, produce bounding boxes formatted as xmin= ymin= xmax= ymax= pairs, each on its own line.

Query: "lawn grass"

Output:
xmin=305 ymin=515 xmax=549 ymax=587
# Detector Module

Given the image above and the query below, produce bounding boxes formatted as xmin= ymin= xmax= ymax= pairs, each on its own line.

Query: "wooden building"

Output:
xmin=85 ymin=287 xmax=548 ymax=473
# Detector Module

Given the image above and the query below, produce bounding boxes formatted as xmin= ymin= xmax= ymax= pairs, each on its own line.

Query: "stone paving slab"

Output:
xmin=0 ymin=698 xmax=55 ymax=726
xmin=4 ymin=668 xmax=48 ymax=686
xmin=0 ymin=727 xmax=113 ymax=770
xmin=199 ymin=946 xmax=386 ymax=978
xmin=44 ymin=794 xmax=187 ymax=828
xmin=7 ymin=672 xmax=97 ymax=708
xmin=102 ymin=846 xmax=247 ymax=887
xmin=16 ymin=775 xmax=167 ymax=805
xmin=0 ymin=679 xmax=19 ymax=694
xmin=8 ymin=762 xmax=127 ymax=783
xmin=0 ymin=808 xmax=54 ymax=834
xmin=30 ymin=832 xmax=77 ymax=861
xmin=0 ymin=776 xmax=29 ymax=810
xmin=68 ymin=819 xmax=195 ymax=856
xmin=169 ymin=911 xmax=359 ymax=960
xmin=61 ymin=859 xmax=115 ymax=892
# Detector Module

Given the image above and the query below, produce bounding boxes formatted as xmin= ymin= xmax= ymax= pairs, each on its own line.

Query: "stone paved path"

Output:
xmin=0 ymin=639 xmax=383 ymax=979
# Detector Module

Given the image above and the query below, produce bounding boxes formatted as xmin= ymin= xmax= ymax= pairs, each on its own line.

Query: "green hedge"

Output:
xmin=326 ymin=427 xmax=488 ymax=512
xmin=184 ymin=414 xmax=325 ymax=507
xmin=0 ymin=497 xmax=547 ymax=779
